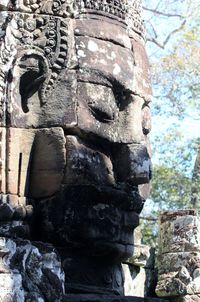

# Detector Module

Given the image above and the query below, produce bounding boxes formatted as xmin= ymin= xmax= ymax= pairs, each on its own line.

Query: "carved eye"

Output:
xmin=83 ymin=83 xmax=119 ymax=123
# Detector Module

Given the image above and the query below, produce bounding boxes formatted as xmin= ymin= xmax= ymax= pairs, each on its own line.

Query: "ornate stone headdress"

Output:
xmin=0 ymin=0 xmax=144 ymax=36
xmin=0 ymin=0 xmax=144 ymax=110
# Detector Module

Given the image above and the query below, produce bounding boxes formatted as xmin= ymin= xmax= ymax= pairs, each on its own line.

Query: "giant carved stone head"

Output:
xmin=0 ymin=0 xmax=152 ymax=295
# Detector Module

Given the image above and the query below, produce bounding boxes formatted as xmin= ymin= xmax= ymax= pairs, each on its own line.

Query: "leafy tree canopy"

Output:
xmin=140 ymin=0 xmax=200 ymax=246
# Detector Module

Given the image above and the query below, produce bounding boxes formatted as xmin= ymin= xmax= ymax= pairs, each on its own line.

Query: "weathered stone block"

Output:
xmin=7 ymin=194 xmax=26 ymax=208
xmin=76 ymin=82 xmax=119 ymax=142
xmin=77 ymin=87 xmax=145 ymax=144
xmin=156 ymin=211 xmax=200 ymax=300
xmin=138 ymin=183 xmax=151 ymax=200
xmin=0 ymin=237 xmax=64 ymax=302
xmin=29 ymin=127 xmax=66 ymax=198
xmin=124 ymin=227 xmax=150 ymax=268
xmin=132 ymin=38 xmax=152 ymax=101
xmin=156 ymin=277 xmax=187 ymax=297
xmin=159 ymin=211 xmax=200 ymax=253
xmin=75 ymin=19 xmax=132 ymax=50
xmin=1 ymin=127 xmax=66 ymax=199
xmin=8 ymin=62 xmax=77 ymax=128
xmin=123 ymin=264 xmax=146 ymax=297
xmin=157 ymin=252 xmax=200 ymax=278
xmin=123 ymin=227 xmax=155 ymax=298
xmin=0 ymin=272 xmax=24 ymax=302
xmin=0 ymin=194 xmax=33 ymax=223
xmin=75 ymin=36 xmax=135 ymax=92
xmin=62 ymin=294 xmax=167 ymax=302
xmin=6 ymin=128 xmax=36 ymax=196
xmin=114 ymin=144 xmax=151 ymax=185
xmin=0 ymin=221 xmax=30 ymax=239
xmin=63 ymin=135 xmax=115 ymax=186
xmin=126 ymin=244 xmax=150 ymax=267
xmin=156 ymin=262 xmax=200 ymax=296
xmin=170 ymin=295 xmax=200 ymax=302
xmin=0 ymin=127 xmax=6 ymax=193
xmin=0 ymin=0 xmax=72 ymax=17
xmin=32 ymin=188 xmax=139 ymax=257
xmin=0 ymin=12 xmax=77 ymax=128
xmin=142 ymin=106 xmax=152 ymax=136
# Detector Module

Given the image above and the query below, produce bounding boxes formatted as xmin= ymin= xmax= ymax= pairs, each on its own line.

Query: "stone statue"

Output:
xmin=0 ymin=1 xmax=162 ymax=301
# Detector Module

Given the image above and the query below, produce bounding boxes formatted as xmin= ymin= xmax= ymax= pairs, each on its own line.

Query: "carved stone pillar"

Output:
xmin=156 ymin=210 xmax=200 ymax=302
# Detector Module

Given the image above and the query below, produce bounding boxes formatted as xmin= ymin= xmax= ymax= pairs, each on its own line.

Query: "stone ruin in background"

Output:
xmin=156 ymin=210 xmax=200 ymax=302
xmin=0 ymin=0 xmax=180 ymax=301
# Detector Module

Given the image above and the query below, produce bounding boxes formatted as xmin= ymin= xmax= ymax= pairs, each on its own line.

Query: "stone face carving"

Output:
xmin=0 ymin=0 xmax=156 ymax=300
xmin=156 ymin=210 xmax=200 ymax=301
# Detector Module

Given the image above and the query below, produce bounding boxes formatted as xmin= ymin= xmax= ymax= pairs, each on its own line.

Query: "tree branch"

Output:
xmin=143 ymin=6 xmax=184 ymax=18
xmin=147 ymin=20 xmax=186 ymax=49
xmin=140 ymin=216 xmax=158 ymax=221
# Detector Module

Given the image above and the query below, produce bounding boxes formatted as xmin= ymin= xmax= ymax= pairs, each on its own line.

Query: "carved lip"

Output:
xmin=87 ymin=209 xmax=139 ymax=229
xmin=88 ymin=241 xmax=134 ymax=260
xmin=64 ymin=237 xmax=135 ymax=260
xmin=61 ymin=184 xmax=144 ymax=213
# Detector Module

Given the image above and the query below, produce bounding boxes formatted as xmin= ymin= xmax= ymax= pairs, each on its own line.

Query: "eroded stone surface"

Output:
xmin=29 ymin=127 xmax=66 ymax=198
xmin=63 ymin=295 xmax=167 ymax=302
xmin=63 ymin=135 xmax=115 ymax=186
xmin=75 ymin=19 xmax=132 ymax=50
xmin=170 ymin=295 xmax=200 ymax=302
xmin=0 ymin=0 xmax=154 ymax=299
xmin=0 ymin=237 xmax=64 ymax=302
xmin=123 ymin=227 xmax=156 ymax=298
xmin=159 ymin=210 xmax=200 ymax=253
xmin=156 ymin=211 xmax=200 ymax=300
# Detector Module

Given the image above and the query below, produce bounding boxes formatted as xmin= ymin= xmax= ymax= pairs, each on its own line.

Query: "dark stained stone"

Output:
xmin=63 ymin=294 xmax=167 ymax=302
xmin=0 ymin=0 xmax=154 ymax=300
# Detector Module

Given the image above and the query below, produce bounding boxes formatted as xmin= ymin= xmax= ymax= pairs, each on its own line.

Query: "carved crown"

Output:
xmin=0 ymin=0 xmax=144 ymax=36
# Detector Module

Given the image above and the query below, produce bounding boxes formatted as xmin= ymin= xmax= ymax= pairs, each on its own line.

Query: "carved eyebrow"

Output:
xmin=76 ymin=66 xmax=129 ymax=94
xmin=77 ymin=69 xmax=113 ymax=88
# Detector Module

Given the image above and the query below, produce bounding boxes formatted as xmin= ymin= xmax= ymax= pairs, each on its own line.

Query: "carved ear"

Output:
xmin=7 ymin=52 xmax=49 ymax=121
xmin=18 ymin=54 xmax=48 ymax=113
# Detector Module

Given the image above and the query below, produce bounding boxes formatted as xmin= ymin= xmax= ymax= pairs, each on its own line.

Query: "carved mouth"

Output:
xmin=92 ymin=241 xmax=134 ymax=259
xmin=32 ymin=185 xmax=141 ymax=252
xmin=60 ymin=184 xmax=144 ymax=213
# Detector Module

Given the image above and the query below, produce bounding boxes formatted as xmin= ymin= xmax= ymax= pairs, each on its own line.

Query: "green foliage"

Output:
xmin=141 ymin=130 xmax=200 ymax=246
xmin=151 ymin=165 xmax=192 ymax=209
xmin=153 ymin=130 xmax=199 ymax=174
xmin=141 ymin=162 xmax=200 ymax=246
xmin=140 ymin=218 xmax=158 ymax=247
xmin=140 ymin=1 xmax=200 ymax=246
xmin=151 ymin=27 xmax=200 ymax=117
xmin=144 ymin=0 xmax=200 ymax=117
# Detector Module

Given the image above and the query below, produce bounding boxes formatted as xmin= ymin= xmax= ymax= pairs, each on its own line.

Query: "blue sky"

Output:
xmin=140 ymin=0 xmax=199 ymax=223
xmin=143 ymin=0 xmax=200 ymax=167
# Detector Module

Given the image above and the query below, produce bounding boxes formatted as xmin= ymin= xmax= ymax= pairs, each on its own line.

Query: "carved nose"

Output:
xmin=113 ymin=144 xmax=152 ymax=185
xmin=63 ymin=135 xmax=115 ymax=187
